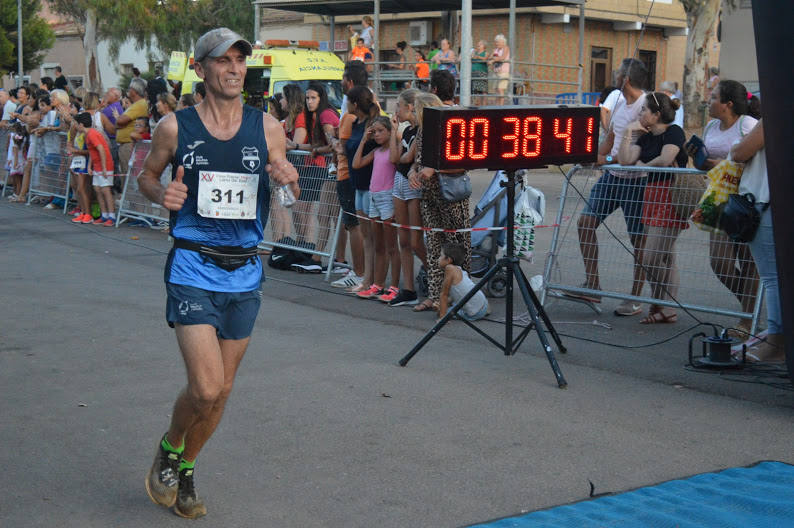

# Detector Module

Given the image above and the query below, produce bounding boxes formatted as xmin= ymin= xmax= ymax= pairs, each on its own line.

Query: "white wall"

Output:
xmin=257 ymin=24 xmax=314 ymax=43
xmin=97 ymin=39 xmax=164 ymax=90
xmin=719 ymin=2 xmax=758 ymax=92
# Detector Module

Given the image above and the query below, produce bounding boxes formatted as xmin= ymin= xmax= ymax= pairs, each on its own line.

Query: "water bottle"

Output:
xmin=276 ymin=185 xmax=296 ymax=208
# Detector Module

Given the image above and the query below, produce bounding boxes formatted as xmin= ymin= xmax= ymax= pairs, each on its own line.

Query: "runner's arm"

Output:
xmin=263 ymin=113 xmax=300 ymax=197
xmin=138 ymin=113 xmax=180 ymax=208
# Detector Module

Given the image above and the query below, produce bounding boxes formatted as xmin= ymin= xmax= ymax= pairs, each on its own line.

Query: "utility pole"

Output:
xmin=253 ymin=1 xmax=260 ymax=42
xmin=17 ymin=0 xmax=23 ymax=87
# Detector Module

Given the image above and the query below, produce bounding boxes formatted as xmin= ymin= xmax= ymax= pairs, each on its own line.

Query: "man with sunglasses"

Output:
xmin=571 ymin=58 xmax=649 ymax=317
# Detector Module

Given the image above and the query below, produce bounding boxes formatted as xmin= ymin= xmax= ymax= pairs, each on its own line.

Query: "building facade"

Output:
xmin=269 ymin=0 xmax=694 ymax=98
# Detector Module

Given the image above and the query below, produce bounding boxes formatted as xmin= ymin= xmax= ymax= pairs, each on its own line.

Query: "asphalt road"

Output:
xmin=1 ymin=198 xmax=792 ymax=528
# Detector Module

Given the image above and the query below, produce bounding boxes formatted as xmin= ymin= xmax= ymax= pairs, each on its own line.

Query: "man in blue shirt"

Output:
xmin=138 ymin=27 xmax=299 ymax=519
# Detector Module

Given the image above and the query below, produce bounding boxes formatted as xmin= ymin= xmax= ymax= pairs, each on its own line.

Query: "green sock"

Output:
xmin=161 ymin=434 xmax=184 ymax=454
xmin=178 ymin=458 xmax=195 ymax=472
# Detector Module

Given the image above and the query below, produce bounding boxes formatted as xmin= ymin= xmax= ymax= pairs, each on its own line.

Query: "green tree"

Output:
xmin=152 ymin=0 xmax=255 ymax=56
xmin=679 ymin=0 xmax=723 ymax=128
xmin=47 ymin=0 xmax=256 ymax=91
xmin=47 ymin=0 xmax=157 ymax=91
xmin=0 ymin=0 xmax=55 ymax=78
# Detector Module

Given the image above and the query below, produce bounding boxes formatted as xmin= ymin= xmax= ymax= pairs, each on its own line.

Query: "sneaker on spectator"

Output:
xmin=388 ymin=289 xmax=419 ymax=307
xmin=291 ymin=256 xmax=322 ymax=273
xmin=72 ymin=213 xmax=91 ymax=223
xmin=614 ymin=300 xmax=642 ymax=316
xmin=327 ymin=260 xmax=349 ymax=274
xmin=377 ymin=286 xmax=399 ymax=303
xmin=356 ymin=284 xmax=383 ymax=299
xmin=331 ymin=270 xmax=363 ymax=289
xmin=93 ymin=217 xmax=105 ymax=225
xmin=44 ymin=202 xmax=56 ymax=209
xmin=68 ymin=207 xmax=81 ymax=216
xmin=82 ymin=215 xmax=95 ymax=224
xmin=103 ymin=218 xmax=115 ymax=227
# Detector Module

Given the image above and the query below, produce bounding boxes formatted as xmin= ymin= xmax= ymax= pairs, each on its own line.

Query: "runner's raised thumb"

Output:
xmin=175 ymin=165 xmax=184 ymax=184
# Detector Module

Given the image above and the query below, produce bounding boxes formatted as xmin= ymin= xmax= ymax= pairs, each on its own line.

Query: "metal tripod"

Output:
xmin=398 ymin=170 xmax=568 ymax=388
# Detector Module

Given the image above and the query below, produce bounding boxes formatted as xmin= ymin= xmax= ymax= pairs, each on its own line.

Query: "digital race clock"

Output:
xmin=421 ymin=106 xmax=600 ymax=171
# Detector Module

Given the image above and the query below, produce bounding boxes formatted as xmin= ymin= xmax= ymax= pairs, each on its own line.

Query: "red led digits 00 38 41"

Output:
xmin=422 ymin=106 xmax=600 ymax=171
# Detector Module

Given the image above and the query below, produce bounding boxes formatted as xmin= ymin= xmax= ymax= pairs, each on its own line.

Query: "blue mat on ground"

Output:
xmin=468 ymin=461 xmax=794 ymax=528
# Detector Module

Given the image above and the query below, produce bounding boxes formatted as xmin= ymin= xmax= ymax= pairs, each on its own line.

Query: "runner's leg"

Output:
xmin=166 ymin=324 xmax=249 ymax=461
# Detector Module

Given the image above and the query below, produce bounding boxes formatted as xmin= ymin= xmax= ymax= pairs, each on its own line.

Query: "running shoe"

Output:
xmin=92 ymin=217 xmax=106 ymax=225
xmin=103 ymin=218 xmax=115 ymax=227
xmin=144 ymin=438 xmax=180 ymax=508
xmin=81 ymin=215 xmax=95 ymax=224
xmin=291 ymin=255 xmax=322 ymax=273
xmin=356 ymin=284 xmax=383 ymax=299
xmin=377 ymin=286 xmax=400 ymax=303
xmin=173 ymin=466 xmax=207 ymax=519
xmin=44 ymin=202 xmax=56 ymax=209
xmin=68 ymin=207 xmax=81 ymax=216
xmin=72 ymin=213 xmax=91 ymax=223
xmin=388 ymin=289 xmax=419 ymax=307
xmin=331 ymin=270 xmax=363 ymax=289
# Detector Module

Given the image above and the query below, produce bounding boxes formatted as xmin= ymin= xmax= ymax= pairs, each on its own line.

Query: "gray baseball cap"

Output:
xmin=194 ymin=28 xmax=253 ymax=63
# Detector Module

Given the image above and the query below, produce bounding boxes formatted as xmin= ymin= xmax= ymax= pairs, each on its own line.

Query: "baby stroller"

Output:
xmin=469 ymin=170 xmax=545 ymax=297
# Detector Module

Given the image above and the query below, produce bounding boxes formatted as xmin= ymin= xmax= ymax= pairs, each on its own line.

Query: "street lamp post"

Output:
xmin=17 ymin=0 xmax=23 ymax=87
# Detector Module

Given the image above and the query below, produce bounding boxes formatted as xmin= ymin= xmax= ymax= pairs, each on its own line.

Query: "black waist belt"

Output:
xmin=173 ymin=238 xmax=259 ymax=272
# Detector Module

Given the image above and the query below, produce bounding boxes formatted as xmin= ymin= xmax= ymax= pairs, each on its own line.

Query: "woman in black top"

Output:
xmin=618 ymin=91 xmax=686 ymax=324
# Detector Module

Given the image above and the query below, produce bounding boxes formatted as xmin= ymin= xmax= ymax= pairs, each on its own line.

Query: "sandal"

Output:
xmin=413 ymin=299 xmax=438 ymax=312
xmin=640 ymin=310 xmax=677 ymax=324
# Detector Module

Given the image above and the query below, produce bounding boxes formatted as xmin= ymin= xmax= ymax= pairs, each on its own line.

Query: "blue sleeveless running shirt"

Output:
xmin=165 ymin=105 xmax=270 ymax=292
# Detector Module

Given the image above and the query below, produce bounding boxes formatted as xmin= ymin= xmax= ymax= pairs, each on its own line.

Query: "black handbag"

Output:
xmin=438 ymin=172 xmax=472 ymax=202
xmin=719 ymin=193 xmax=767 ymax=243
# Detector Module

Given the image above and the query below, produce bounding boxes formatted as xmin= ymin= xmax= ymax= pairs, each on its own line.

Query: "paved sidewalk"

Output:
xmin=1 ymin=201 xmax=792 ymax=528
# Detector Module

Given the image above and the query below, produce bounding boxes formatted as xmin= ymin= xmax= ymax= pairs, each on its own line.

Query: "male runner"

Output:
xmin=137 ymin=28 xmax=299 ymax=519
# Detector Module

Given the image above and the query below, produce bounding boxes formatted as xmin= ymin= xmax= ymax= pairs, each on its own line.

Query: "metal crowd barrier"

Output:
xmin=27 ymin=131 xmax=71 ymax=213
xmin=542 ymin=164 xmax=763 ymax=331
xmin=260 ymin=150 xmax=343 ymax=282
xmin=116 ymin=140 xmax=170 ymax=227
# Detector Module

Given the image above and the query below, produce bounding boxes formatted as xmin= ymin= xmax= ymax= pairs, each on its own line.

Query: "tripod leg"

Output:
xmin=399 ymin=263 xmax=503 ymax=366
xmin=515 ymin=264 xmax=567 ymax=354
xmin=513 ymin=263 xmax=568 ymax=388
xmin=505 ymin=257 xmax=513 ymax=356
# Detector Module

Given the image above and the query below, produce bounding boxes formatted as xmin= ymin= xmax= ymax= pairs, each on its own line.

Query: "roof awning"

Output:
xmin=254 ymin=0 xmax=583 ymax=17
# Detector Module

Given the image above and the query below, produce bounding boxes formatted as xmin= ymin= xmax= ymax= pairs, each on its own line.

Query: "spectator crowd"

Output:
xmin=0 ymin=35 xmax=781 ymax=363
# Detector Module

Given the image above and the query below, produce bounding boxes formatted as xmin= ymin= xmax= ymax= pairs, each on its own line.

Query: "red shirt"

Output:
xmin=85 ymin=128 xmax=114 ymax=173
xmin=295 ymin=109 xmax=340 ymax=167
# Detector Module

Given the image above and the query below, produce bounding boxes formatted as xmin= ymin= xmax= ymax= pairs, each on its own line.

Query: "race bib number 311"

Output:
xmin=197 ymin=171 xmax=259 ymax=219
